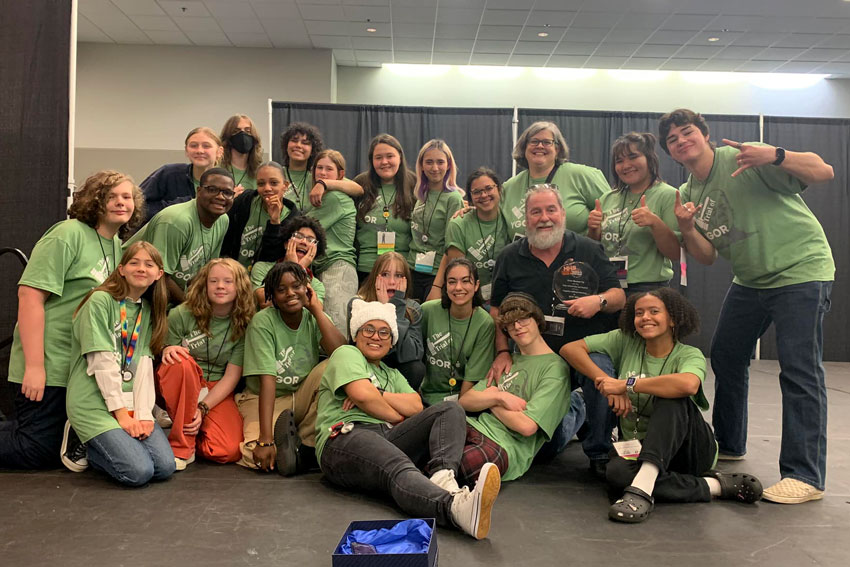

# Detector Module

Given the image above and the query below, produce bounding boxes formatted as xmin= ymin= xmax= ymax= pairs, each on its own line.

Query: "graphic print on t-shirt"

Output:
xmin=426 ymin=331 xmax=451 ymax=369
xmin=274 ymin=345 xmax=313 ymax=386
xmin=694 ymin=190 xmax=753 ymax=248
xmin=498 ymin=367 xmax=529 ymax=400
xmin=90 ymin=256 xmax=112 ymax=283
xmin=174 ymin=245 xmax=206 ymax=284
xmin=600 ymin=208 xmax=636 ymax=256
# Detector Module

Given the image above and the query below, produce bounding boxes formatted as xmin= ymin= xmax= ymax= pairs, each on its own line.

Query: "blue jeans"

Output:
xmin=575 ymin=353 xmax=619 ymax=462
xmin=711 ymin=281 xmax=832 ymax=490
xmin=535 ymin=390 xmax=586 ymax=460
xmin=87 ymin=423 xmax=176 ymax=487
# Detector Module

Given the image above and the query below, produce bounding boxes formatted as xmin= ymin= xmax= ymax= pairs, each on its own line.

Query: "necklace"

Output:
xmin=631 ymin=344 xmax=674 ymax=438
xmin=447 ymin=308 xmax=474 ymax=389
xmin=204 ymin=318 xmax=232 ymax=381
xmin=419 ymin=190 xmax=445 ymax=244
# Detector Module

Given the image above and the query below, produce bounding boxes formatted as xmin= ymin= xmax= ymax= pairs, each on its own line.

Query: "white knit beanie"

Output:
xmin=349 ymin=299 xmax=399 ymax=345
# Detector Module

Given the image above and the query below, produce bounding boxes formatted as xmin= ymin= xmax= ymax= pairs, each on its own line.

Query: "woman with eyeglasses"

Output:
xmin=502 ymin=121 xmax=608 ymax=239
xmin=431 ymin=167 xmax=510 ymax=306
xmin=353 ymin=134 xmax=417 ymax=282
xmin=250 ymin=215 xmax=327 ymax=309
xmin=221 ymin=161 xmax=298 ymax=273
xmin=586 ymin=133 xmax=680 ymax=295
xmin=408 ymin=139 xmax=465 ymax=302
xmin=126 ymin=168 xmax=235 ymax=305
xmin=219 ymin=114 xmax=263 ymax=195
xmin=420 ymin=258 xmax=495 ymax=406
xmin=140 ymin=126 xmax=224 ymax=222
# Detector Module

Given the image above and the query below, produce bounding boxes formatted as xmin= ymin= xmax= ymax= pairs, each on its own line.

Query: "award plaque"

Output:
xmin=553 ymin=260 xmax=599 ymax=304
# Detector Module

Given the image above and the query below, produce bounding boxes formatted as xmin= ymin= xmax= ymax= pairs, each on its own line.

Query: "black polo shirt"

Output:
xmin=491 ymin=231 xmax=620 ymax=352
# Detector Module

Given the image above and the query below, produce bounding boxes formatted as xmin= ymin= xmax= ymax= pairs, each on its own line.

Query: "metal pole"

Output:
xmin=67 ymin=0 xmax=79 ymax=215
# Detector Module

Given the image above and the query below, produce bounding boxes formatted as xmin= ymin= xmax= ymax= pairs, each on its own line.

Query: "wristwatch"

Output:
xmin=625 ymin=376 xmax=637 ymax=395
xmin=598 ymin=295 xmax=608 ymax=310
xmin=773 ymin=147 xmax=786 ymax=166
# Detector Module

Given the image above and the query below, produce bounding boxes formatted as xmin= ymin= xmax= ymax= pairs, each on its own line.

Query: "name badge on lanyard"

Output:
xmin=377 ymin=230 xmax=395 ymax=255
xmin=414 ymin=250 xmax=436 ymax=273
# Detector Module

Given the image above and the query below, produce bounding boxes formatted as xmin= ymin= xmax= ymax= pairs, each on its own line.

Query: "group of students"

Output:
xmin=0 ymin=108 xmax=835 ymax=537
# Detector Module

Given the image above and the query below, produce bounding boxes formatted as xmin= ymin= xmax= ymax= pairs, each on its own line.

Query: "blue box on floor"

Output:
xmin=332 ymin=519 xmax=438 ymax=567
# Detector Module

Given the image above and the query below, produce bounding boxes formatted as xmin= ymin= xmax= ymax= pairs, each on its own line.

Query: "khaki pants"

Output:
xmin=235 ymin=360 xmax=327 ymax=468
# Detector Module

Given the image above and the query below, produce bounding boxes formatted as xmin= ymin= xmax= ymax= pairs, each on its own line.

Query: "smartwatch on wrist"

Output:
xmin=598 ymin=295 xmax=608 ymax=311
xmin=773 ymin=147 xmax=786 ymax=166
xmin=625 ymin=376 xmax=637 ymax=395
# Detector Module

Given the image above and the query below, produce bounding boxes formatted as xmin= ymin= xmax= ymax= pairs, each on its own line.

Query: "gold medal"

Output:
xmin=448 ymin=378 xmax=457 ymax=387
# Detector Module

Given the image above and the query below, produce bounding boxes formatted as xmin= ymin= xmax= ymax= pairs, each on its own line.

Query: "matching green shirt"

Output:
xmin=236 ymin=196 xmax=291 ymax=269
xmin=8 ymin=220 xmax=122 ymax=387
xmin=355 ymin=182 xmax=413 ymax=273
xmin=680 ymin=144 xmax=834 ymax=288
xmin=125 ymin=199 xmax=229 ymax=291
xmin=250 ymin=261 xmax=326 ymax=304
xmin=165 ymin=304 xmax=245 ymax=381
xmin=419 ymin=301 xmax=495 ymax=406
xmin=407 ymin=189 xmax=465 ymax=274
xmin=282 ymin=168 xmax=313 ymax=210
xmin=242 ymin=306 xmax=321 ymax=396
xmin=502 ymin=163 xmax=608 ymax=239
xmin=299 ymin=190 xmax=357 ymax=274
xmin=583 ymin=330 xmax=708 ymax=441
xmin=444 ymin=211 xmax=511 ymax=292
xmin=315 ymin=345 xmax=416 ymax=462
xmin=466 ymin=352 xmax=570 ymax=481
xmin=228 ymin=165 xmax=256 ymax=191
xmin=66 ymin=291 xmax=152 ymax=443
xmin=598 ymin=182 xmax=680 ymax=284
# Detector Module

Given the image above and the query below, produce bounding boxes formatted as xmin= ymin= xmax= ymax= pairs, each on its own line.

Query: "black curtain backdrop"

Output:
xmin=272 ymin=104 xmax=846 ymax=361
xmin=0 ymin=1 xmax=72 ymax=412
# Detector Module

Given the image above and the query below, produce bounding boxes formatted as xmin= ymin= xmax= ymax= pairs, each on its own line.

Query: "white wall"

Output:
xmin=335 ymin=65 xmax=850 ymax=118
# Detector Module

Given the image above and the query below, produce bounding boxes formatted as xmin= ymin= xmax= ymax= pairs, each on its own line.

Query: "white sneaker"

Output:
xmin=174 ymin=453 xmax=195 ymax=471
xmin=430 ymin=469 xmax=462 ymax=494
xmin=153 ymin=405 xmax=173 ymax=429
xmin=450 ymin=462 xmax=501 ymax=539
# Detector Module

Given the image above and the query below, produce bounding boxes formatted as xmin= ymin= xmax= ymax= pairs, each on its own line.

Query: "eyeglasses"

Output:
xmin=528 ymin=138 xmax=556 ymax=148
xmin=470 ymin=184 xmax=497 ymax=198
xmin=292 ymin=232 xmax=319 ymax=245
xmin=201 ymin=185 xmax=236 ymax=199
xmin=504 ymin=317 xmax=533 ymax=331
xmin=360 ymin=325 xmax=392 ymax=340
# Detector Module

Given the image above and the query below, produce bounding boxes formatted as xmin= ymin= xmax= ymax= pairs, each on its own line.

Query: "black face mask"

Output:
xmin=229 ymin=131 xmax=255 ymax=154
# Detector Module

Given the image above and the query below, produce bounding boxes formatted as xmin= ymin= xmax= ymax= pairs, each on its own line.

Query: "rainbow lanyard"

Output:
xmin=119 ymin=300 xmax=143 ymax=373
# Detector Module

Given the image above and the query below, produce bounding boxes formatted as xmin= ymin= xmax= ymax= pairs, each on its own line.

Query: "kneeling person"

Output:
xmin=317 ymin=299 xmax=501 ymax=539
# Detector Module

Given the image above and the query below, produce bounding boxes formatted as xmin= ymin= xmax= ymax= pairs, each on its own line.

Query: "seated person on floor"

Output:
xmin=458 ymin=293 xmax=571 ymax=486
xmin=316 ymin=298 xmax=502 ymax=540
xmin=157 ymin=258 xmax=255 ymax=470
xmin=237 ymin=261 xmax=345 ymax=475
xmin=561 ymin=288 xmax=763 ymax=524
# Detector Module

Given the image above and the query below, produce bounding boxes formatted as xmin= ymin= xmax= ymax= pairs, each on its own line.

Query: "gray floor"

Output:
xmin=2 ymin=360 xmax=849 ymax=567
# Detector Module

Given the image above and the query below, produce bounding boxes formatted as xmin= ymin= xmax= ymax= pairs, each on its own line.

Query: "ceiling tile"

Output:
xmin=394 ymin=23 xmax=435 ymax=38
xmin=818 ymin=35 xmax=850 ymax=48
xmin=546 ymin=55 xmax=589 ymax=67
xmin=219 ymin=19 xmax=266 ymax=34
xmin=525 ymin=10 xmax=576 ymax=28
xmin=815 ymin=61 xmax=850 ymax=73
xmin=476 ymin=26 xmax=522 ymax=41
xmin=111 ymin=0 xmax=165 ymax=16
xmin=648 ymin=30 xmax=698 ymax=44
xmin=432 ymin=52 xmax=472 ymax=64
xmin=508 ymin=54 xmax=548 ymax=67
xmin=659 ymin=58 xmax=708 ymax=70
xmin=303 ymin=20 xmax=349 ymax=35
xmin=555 ymin=42 xmax=600 ymax=56
xmin=757 ymin=47 xmax=807 ymax=61
xmin=773 ymin=34 xmax=833 ymax=48
xmin=437 ymin=8 xmax=484 ymax=25
xmin=570 ymin=12 xmax=620 ymax=29
xmin=735 ymin=60 xmax=783 ymax=72
xmin=251 ymin=1 xmax=299 ymax=20
xmin=204 ymin=0 xmax=254 ymax=19
xmin=513 ymin=41 xmax=556 ymax=55
xmin=561 ymin=28 xmax=610 ymax=43
xmin=332 ymin=48 xmax=355 ymax=59
xmin=391 ymin=6 xmax=436 ymax=24
xmin=519 ymin=27 xmax=567 ymax=41
xmin=773 ymin=61 xmax=823 ymax=73
xmin=585 ymin=55 xmax=628 ymax=69
xmin=593 ymin=43 xmax=640 ymax=57
xmin=697 ymin=59 xmax=746 ymax=71
xmin=474 ymin=40 xmax=517 ymax=53
xmin=634 ymin=44 xmax=680 ymax=57
xmin=716 ymin=45 xmax=765 ymax=60
xmin=144 ymin=30 xmax=192 ymax=45
xmin=394 ymin=51 xmax=432 ymax=64
xmin=690 ymin=31 xmax=743 ymax=45
xmin=226 ymin=31 xmax=273 ymax=47
xmin=661 ymin=14 xmax=718 ymax=31
xmin=676 ymin=45 xmax=722 ymax=58
xmin=343 ymin=6 xmax=391 ymax=22
xmin=348 ymin=22 xmax=390 ymax=36
xmin=603 ymin=29 xmax=655 ymax=43
xmin=730 ymin=32 xmax=788 ymax=47
xmin=393 ymin=37 xmax=433 ymax=51
xmin=311 ymin=35 xmax=353 ymax=49
xmin=351 ymin=36 xmax=392 ymax=50
xmin=299 ymin=5 xmax=348 ymax=21
xmin=435 ymin=24 xmax=479 ymax=39
xmin=183 ymin=30 xmax=232 ymax=46
xmin=613 ymin=13 xmax=669 ymax=29
xmin=77 ymin=15 xmax=114 ymax=42
xmin=389 ymin=0 xmax=438 ymax=7
xmin=485 ymin=0 xmax=527 ymax=9
xmin=707 ymin=14 xmax=764 ymax=33
xmin=482 ymin=9 xmax=529 ymax=26
xmin=354 ymin=50 xmax=393 ymax=62
xmin=469 ymin=53 xmax=509 ymax=65
xmin=619 ymin=57 xmax=669 ymax=70
xmin=157 ymin=1 xmax=211 ymax=18
xmin=128 ymin=15 xmax=178 ymax=32
xmin=792 ymin=17 xmax=850 ymax=34
xmin=173 ymin=17 xmax=223 ymax=33
xmin=435 ymin=39 xmax=474 ymax=52
xmin=344 ymin=0 xmax=391 ymax=5
xmin=796 ymin=48 xmax=848 ymax=62
xmin=533 ymin=0 xmax=583 ymax=10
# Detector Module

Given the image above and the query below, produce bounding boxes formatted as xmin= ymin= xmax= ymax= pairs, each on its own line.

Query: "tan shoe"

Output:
xmin=174 ymin=453 xmax=195 ymax=472
xmin=762 ymin=478 xmax=823 ymax=504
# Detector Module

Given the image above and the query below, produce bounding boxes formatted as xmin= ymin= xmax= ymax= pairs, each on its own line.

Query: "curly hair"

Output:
xmin=279 ymin=122 xmax=324 ymax=170
xmin=219 ymin=114 xmax=263 ymax=178
xmin=183 ymin=258 xmax=256 ymax=342
xmin=657 ymin=109 xmax=716 ymax=155
xmin=263 ymin=260 xmax=309 ymax=306
xmin=619 ymin=287 xmax=700 ymax=342
xmin=497 ymin=292 xmax=545 ymax=333
xmin=610 ymin=132 xmax=663 ymax=192
xmin=440 ymin=258 xmax=484 ymax=310
xmin=68 ymin=170 xmax=145 ymax=239
xmin=356 ymin=133 xmax=416 ymax=222
xmin=276 ymin=214 xmax=327 ymax=260
xmin=512 ymin=121 xmax=569 ymax=170
xmin=75 ymin=241 xmax=168 ymax=354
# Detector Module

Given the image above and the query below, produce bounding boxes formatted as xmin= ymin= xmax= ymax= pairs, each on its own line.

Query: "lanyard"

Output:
xmin=616 ymin=186 xmax=650 ymax=253
xmin=525 ymin=162 xmax=560 ymax=188
xmin=228 ymin=165 xmax=247 ymax=188
xmin=287 ymin=169 xmax=308 ymax=209
xmin=632 ymin=345 xmax=673 ymax=437
xmin=420 ymin=190 xmax=445 ymax=243
xmin=447 ymin=309 xmax=474 ymax=388
xmin=378 ymin=184 xmax=395 ymax=227
xmin=95 ymin=230 xmax=115 ymax=279
xmin=204 ymin=319 xmax=232 ymax=381
xmin=474 ymin=212 xmax=502 ymax=268
xmin=119 ymin=300 xmax=143 ymax=373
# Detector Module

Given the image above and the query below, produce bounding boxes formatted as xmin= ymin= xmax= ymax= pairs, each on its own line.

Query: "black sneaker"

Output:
xmin=60 ymin=420 xmax=88 ymax=472
xmin=273 ymin=410 xmax=301 ymax=476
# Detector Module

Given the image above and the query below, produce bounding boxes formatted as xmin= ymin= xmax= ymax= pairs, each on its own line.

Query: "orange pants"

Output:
xmin=156 ymin=357 xmax=243 ymax=463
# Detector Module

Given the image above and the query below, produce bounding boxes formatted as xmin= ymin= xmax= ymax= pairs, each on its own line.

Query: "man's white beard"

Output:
xmin=527 ymin=222 xmax=565 ymax=249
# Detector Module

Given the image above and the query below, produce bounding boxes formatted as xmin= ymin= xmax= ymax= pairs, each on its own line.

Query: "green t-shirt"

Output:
xmin=228 ymin=165 xmax=256 ymax=191
xmin=315 ymin=345 xmax=416 ymax=462
xmin=236 ymin=195 xmax=291 ymax=269
xmin=407 ymin=189 xmax=465 ymax=274
xmin=125 ymin=199 xmax=229 ymax=291
xmin=466 ymin=352 xmax=570 ymax=481
xmin=300 ymin=190 xmax=357 ymax=273
xmin=598 ymin=182 xmax=680 ymax=284
xmin=66 ymin=291 xmax=152 ymax=443
xmin=444 ymin=211 xmax=511 ymax=292
xmin=242 ymin=306 xmax=321 ymax=396
xmin=282 ymin=168 xmax=313 ymax=211
xmin=8 ymin=219 xmax=122 ymax=387
xmin=250 ymin=261 xmax=326 ymax=303
xmin=355 ymin=183 xmax=413 ymax=273
xmin=680 ymin=144 xmax=834 ymax=288
xmin=583 ymin=330 xmax=708 ymax=441
xmin=419 ymin=301 xmax=495 ymax=406
xmin=165 ymin=303 xmax=245 ymax=381
xmin=501 ymin=163 xmax=608 ymax=240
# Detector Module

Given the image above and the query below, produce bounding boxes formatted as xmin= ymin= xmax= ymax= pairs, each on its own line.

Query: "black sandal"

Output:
xmin=713 ymin=472 xmax=763 ymax=503
xmin=609 ymin=486 xmax=655 ymax=523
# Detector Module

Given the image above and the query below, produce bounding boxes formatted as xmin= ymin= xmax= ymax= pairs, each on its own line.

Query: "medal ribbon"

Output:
xmin=120 ymin=300 xmax=143 ymax=372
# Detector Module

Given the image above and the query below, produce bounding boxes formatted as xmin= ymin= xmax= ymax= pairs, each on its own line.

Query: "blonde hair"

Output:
xmin=183 ymin=258 xmax=255 ymax=341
